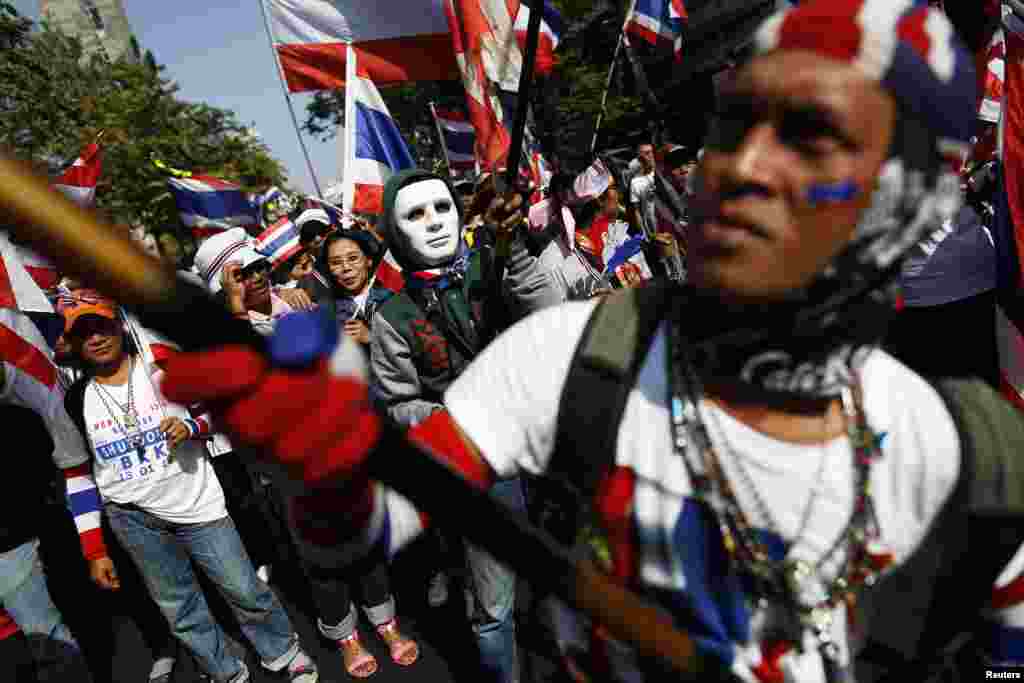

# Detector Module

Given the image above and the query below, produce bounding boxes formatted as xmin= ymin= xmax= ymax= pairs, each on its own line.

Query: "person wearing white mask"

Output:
xmin=368 ymin=169 xmax=560 ymax=683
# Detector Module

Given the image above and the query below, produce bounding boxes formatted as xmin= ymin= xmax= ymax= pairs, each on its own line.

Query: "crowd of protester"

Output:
xmin=3 ymin=1 xmax=1024 ymax=683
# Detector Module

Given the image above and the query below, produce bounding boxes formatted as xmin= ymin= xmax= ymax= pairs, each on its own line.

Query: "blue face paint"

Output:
xmin=805 ymin=180 xmax=860 ymax=206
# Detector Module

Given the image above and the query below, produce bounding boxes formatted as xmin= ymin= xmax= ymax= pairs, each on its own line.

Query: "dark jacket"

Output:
xmin=0 ymin=405 xmax=59 ymax=552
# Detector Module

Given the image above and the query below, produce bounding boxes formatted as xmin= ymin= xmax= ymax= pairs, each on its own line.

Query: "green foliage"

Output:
xmin=0 ymin=4 xmax=288 ymax=235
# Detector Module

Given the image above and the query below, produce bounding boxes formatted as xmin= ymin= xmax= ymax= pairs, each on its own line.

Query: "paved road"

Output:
xmin=0 ymin=504 xmax=561 ymax=683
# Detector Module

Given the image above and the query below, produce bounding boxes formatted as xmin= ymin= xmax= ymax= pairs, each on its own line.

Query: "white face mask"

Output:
xmin=394 ymin=179 xmax=460 ymax=268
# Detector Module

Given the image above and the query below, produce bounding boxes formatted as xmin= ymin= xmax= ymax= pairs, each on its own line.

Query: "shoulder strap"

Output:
xmin=541 ymin=283 xmax=674 ymax=541
xmin=867 ymin=378 xmax=1024 ymax=679
xmin=63 ymin=376 xmax=91 ymax=446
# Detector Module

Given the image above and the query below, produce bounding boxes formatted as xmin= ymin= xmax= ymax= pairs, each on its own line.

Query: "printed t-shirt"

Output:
xmin=84 ymin=360 xmax=225 ymax=524
xmin=445 ymin=300 xmax=970 ymax=681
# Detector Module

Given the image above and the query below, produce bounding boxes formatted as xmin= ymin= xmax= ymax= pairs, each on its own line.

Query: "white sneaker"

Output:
xmin=428 ymin=571 xmax=449 ymax=607
xmin=257 ymin=565 xmax=272 ymax=584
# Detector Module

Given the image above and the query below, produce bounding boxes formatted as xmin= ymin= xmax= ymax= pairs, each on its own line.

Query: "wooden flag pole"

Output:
xmin=0 ymin=151 xmax=723 ymax=681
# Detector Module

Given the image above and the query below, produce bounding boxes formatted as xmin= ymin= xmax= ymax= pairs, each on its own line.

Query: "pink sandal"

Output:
xmin=339 ymin=630 xmax=378 ymax=678
xmin=375 ymin=618 xmax=419 ymax=666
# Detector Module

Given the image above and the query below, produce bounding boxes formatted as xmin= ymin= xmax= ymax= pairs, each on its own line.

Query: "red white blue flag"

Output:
xmin=513 ymin=1 xmax=565 ymax=76
xmin=432 ymin=105 xmax=477 ymax=175
xmin=167 ymin=175 xmax=261 ymax=240
xmin=341 ymin=48 xmax=416 ymax=215
xmin=625 ymin=0 xmax=687 ymax=60
xmin=268 ymin=0 xmax=459 ymax=91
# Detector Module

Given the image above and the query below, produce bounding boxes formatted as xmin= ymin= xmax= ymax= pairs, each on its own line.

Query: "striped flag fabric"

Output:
xmin=625 ymin=0 xmax=687 ymax=60
xmin=255 ymin=216 xmax=302 ymax=270
xmin=444 ymin=0 xmax=520 ymax=171
xmin=268 ymin=0 xmax=459 ymax=92
xmin=166 ymin=175 xmax=261 ymax=240
xmin=431 ymin=105 xmax=477 ymax=175
xmin=374 ymin=249 xmax=405 ymax=292
xmin=53 ymin=142 xmax=102 ymax=207
xmin=342 ymin=50 xmax=416 ymax=215
xmin=513 ymin=1 xmax=565 ymax=76
xmin=994 ymin=11 xmax=1024 ymax=411
xmin=15 ymin=142 xmax=106 ymax=293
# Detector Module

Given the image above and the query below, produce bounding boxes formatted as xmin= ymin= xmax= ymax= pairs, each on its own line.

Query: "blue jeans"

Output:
xmin=0 ymin=540 xmax=90 ymax=681
xmin=106 ymin=505 xmax=300 ymax=681
xmin=465 ymin=478 xmax=524 ymax=683
xmin=0 ymin=539 xmax=79 ymax=650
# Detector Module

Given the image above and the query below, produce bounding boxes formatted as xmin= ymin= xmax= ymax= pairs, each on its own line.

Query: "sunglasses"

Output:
xmin=238 ymin=261 xmax=270 ymax=280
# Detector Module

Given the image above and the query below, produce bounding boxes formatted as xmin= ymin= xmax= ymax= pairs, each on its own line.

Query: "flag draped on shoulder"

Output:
xmin=268 ymin=0 xmax=459 ymax=91
xmin=432 ymin=106 xmax=477 ymax=175
xmin=163 ymin=171 xmax=260 ymax=240
xmin=342 ymin=52 xmax=416 ymax=215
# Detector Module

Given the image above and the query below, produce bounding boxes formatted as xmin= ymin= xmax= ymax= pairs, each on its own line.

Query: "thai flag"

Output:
xmin=268 ymin=0 xmax=459 ymax=92
xmin=444 ymin=0 xmax=518 ymax=171
xmin=0 ymin=232 xmax=63 ymax=349
xmin=167 ymin=175 xmax=260 ymax=240
xmin=513 ymin=1 xmax=565 ymax=76
xmin=432 ymin=106 xmax=477 ymax=175
xmin=15 ymin=142 xmax=105 ymax=293
xmin=625 ymin=0 xmax=687 ymax=59
xmin=992 ymin=16 xmax=1024 ymax=411
xmin=53 ymin=142 xmax=102 ymax=208
xmin=373 ymin=249 xmax=406 ymax=293
xmin=344 ymin=60 xmax=416 ymax=215
xmin=255 ymin=216 xmax=302 ymax=271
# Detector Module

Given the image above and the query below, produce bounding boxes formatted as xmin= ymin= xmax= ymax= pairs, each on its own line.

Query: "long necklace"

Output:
xmin=666 ymin=316 xmax=891 ymax=681
xmin=91 ymin=357 xmax=145 ymax=454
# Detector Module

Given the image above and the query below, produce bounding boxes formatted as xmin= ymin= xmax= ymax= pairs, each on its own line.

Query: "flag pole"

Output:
xmin=590 ymin=26 xmax=626 ymax=155
xmin=501 ymin=3 xmax=545 ymax=192
xmin=257 ymin=0 xmax=324 ymax=199
xmin=341 ymin=43 xmax=357 ymax=220
xmin=429 ymin=102 xmax=455 ymax=177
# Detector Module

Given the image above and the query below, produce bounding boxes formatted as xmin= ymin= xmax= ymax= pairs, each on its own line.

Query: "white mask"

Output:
xmin=393 ymin=179 xmax=460 ymax=268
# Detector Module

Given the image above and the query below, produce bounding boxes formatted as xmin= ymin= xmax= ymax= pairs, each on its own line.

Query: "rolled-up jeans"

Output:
xmin=105 ymin=504 xmax=301 ymax=682
xmin=465 ymin=478 xmax=524 ymax=683
xmin=0 ymin=539 xmax=91 ymax=681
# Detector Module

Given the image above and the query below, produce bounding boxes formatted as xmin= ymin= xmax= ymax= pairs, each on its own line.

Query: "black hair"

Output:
xmin=299 ymin=220 xmax=332 ymax=246
xmin=317 ymin=230 xmax=382 ymax=292
xmin=271 ymin=249 xmax=309 ymax=286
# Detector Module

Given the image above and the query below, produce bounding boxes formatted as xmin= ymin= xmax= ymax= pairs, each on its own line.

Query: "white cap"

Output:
xmin=193 ymin=227 xmax=265 ymax=294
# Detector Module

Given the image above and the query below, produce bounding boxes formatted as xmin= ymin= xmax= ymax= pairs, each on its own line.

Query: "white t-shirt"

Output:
xmin=629 ymin=172 xmax=655 ymax=205
xmin=84 ymin=360 xmax=225 ymax=524
xmin=445 ymin=300 xmax=962 ymax=680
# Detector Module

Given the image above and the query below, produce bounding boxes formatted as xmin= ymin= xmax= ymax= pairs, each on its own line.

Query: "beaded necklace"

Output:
xmin=666 ymin=316 xmax=891 ymax=681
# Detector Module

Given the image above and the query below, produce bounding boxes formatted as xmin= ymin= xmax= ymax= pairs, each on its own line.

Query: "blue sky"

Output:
xmin=14 ymin=0 xmax=338 ymax=195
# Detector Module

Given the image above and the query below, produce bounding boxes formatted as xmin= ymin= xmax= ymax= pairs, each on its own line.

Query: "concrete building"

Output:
xmin=39 ymin=0 xmax=140 ymax=63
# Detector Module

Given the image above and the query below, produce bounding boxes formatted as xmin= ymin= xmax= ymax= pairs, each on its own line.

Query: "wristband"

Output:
xmin=183 ymin=418 xmax=199 ymax=439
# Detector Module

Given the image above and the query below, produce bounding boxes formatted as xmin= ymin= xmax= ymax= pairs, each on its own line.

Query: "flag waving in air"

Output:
xmin=53 ymin=141 xmax=103 ymax=207
xmin=625 ymin=0 xmax=687 ymax=60
xmin=16 ymin=141 xmax=105 ymax=292
xmin=444 ymin=0 xmax=521 ymax=171
xmin=268 ymin=0 xmax=459 ymax=91
xmin=161 ymin=167 xmax=261 ymax=241
xmin=341 ymin=48 xmax=416 ymax=215
xmin=513 ymin=1 xmax=565 ymax=76
xmin=431 ymin=104 xmax=477 ymax=175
